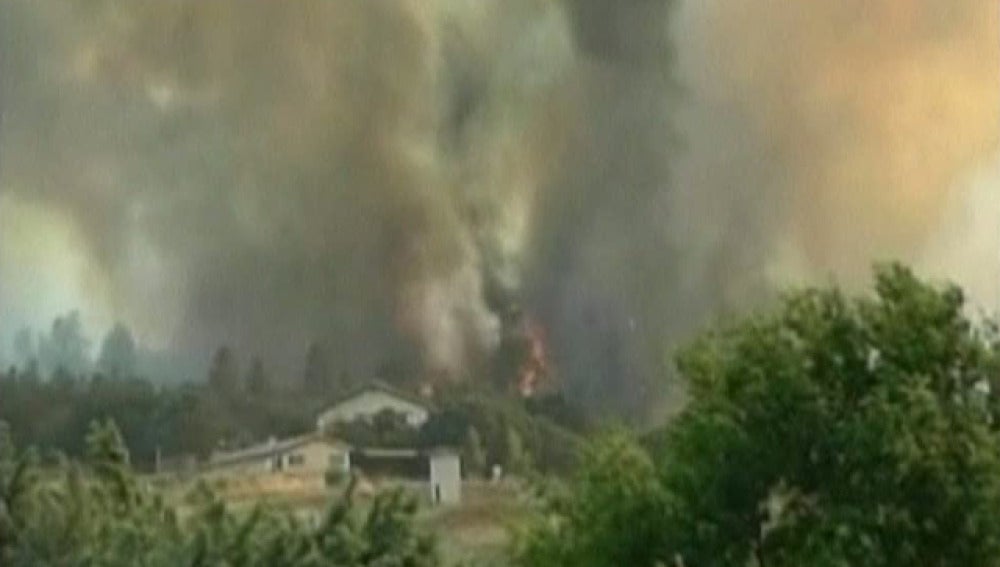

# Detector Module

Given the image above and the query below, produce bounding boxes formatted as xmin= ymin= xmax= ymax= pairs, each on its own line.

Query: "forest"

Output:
xmin=5 ymin=265 xmax=1000 ymax=566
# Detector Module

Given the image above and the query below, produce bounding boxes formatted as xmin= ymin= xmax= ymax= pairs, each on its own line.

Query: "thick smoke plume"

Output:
xmin=1 ymin=0 xmax=996 ymax=418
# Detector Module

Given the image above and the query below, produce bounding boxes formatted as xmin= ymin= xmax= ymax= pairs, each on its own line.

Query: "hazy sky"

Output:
xmin=1 ymin=0 xmax=996 ymax=410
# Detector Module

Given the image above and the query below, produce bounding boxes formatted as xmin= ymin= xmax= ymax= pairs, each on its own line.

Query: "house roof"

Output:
xmin=324 ymin=380 xmax=431 ymax=413
xmin=206 ymin=433 xmax=346 ymax=469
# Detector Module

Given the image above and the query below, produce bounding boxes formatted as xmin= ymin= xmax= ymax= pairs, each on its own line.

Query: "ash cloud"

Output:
xmin=1 ymin=0 xmax=997 ymax=418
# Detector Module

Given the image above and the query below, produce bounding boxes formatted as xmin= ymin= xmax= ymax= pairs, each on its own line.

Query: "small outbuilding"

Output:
xmin=346 ymin=446 xmax=462 ymax=506
xmin=428 ymin=449 xmax=461 ymax=505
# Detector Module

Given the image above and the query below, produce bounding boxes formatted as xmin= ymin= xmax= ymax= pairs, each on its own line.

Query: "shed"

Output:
xmin=428 ymin=449 xmax=461 ymax=505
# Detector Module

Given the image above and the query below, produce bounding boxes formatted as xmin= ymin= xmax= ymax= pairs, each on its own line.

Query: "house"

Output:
xmin=316 ymin=381 xmax=431 ymax=431
xmin=204 ymin=433 xmax=349 ymax=477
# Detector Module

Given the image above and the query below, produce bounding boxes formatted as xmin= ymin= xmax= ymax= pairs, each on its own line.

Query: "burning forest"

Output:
xmin=2 ymin=3 xmax=1000 ymax=566
xmin=0 ymin=0 xmax=997 ymax=420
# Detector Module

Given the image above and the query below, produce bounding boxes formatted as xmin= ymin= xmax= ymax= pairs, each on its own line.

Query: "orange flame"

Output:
xmin=517 ymin=320 xmax=549 ymax=397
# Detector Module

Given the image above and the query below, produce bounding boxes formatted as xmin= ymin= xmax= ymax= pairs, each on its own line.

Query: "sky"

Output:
xmin=0 ymin=0 xmax=997 ymax=415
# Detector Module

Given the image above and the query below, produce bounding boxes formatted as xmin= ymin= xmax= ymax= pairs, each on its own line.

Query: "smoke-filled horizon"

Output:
xmin=1 ymin=1 xmax=997 ymax=416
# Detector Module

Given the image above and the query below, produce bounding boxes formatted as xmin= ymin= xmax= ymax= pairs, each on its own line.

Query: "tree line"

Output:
xmin=0 ymin=339 xmax=364 ymax=469
xmin=1 ymin=337 xmax=586 ymax=476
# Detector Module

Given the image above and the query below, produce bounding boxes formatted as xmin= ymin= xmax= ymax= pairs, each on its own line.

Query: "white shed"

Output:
xmin=428 ymin=450 xmax=461 ymax=505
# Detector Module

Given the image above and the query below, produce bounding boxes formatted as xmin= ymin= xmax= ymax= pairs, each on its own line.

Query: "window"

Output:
xmin=287 ymin=453 xmax=306 ymax=467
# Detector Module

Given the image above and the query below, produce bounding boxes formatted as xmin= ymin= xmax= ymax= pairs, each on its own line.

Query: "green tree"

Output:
xmin=97 ymin=323 xmax=138 ymax=378
xmin=38 ymin=310 xmax=90 ymax=377
xmin=85 ymin=419 xmax=137 ymax=506
xmin=515 ymin=431 xmax=670 ymax=567
xmin=462 ymin=426 xmax=487 ymax=478
xmin=11 ymin=327 xmax=36 ymax=369
xmin=303 ymin=342 xmax=331 ymax=397
xmin=0 ymin=420 xmax=37 ymax=562
xmin=245 ymin=356 xmax=270 ymax=398
xmin=504 ymin=426 xmax=532 ymax=475
xmin=207 ymin=346 xmax=241 ymax=396
xmin=518 ymin=264 xmax=1000 ymax=567
xmin=85 ymin=418 xmax=130 ymax=467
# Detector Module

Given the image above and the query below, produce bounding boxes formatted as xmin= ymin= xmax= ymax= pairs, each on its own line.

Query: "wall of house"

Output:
xmin=275 ymin=441 xmax=349 ymax=476
xmin=204 ymin=440 xmax=347 ymax=480
xmin=317 ymin=391 xmax=429 ymax=430
xmin=202 ymin=456 xmax=273 ymax=479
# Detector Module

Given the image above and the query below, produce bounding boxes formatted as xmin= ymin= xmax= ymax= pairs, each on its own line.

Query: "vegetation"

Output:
xmin=0 ymin=366 xmax=584 ymax=480
xmin=0 ymin=419 xmax=438 ymax=566
xmin=0 ymin=370 xmax=313 ymax=468
xmin=419 ymin=390 xmax=582 ymax=476
xmin=517 ymin=264 xmax=1000 ymax=567
xmin=7 ymin=264 xmax=998 ymax=566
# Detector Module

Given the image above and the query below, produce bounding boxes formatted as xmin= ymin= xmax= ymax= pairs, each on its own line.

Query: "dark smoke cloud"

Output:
xmin=524 ymin=0 xmax=684 ymax=415
xmin=0 ymin=0 xmax=575 ymax=382
xmin=1 ymin=0 xmax=996 ymax=419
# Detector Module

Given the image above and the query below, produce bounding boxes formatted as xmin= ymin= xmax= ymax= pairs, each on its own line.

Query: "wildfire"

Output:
xmin=517 ymin=320 xmax=549 ymax=398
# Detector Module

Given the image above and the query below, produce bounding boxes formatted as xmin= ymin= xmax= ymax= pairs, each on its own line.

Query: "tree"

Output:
xmin=462 ymin=426 xmax=487 ymax=478
xmin=38 ymin=311 xmax=90 ymax=377
xmin=0 ymin=420 xmax=38 ymax=563
xmin=97 ymin=323 xmax=138 ymax=378
xmin=518 ymin=264 xmax=1000 ymax=567
xmin=515 ymin=431 xmax=670 ymax=567
xmin=504 ymin=426 xmax=532 ymax=475
xmin=11 ymin=327 xmax=36 ymax=369
xmin=207 ymin=346 xmax=240 ymax=395
xmin=85 ymin=419 xmax=130 ymax=467
xmin=246 ymin=356 xmax=269 ymax=397
xmin=85 ymin=419 xmax=135 ymax=505
xmin=302 ymin=342 xmax=331 ymax=397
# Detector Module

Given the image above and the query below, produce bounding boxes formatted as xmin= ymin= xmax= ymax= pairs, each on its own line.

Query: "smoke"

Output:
xmin=0 ymin=0 xmax=575 ymax=380
xmin=1 ymin=1 xmax=996 ymax=417
xmin=672 ymin=0 xmax=999 ymax=287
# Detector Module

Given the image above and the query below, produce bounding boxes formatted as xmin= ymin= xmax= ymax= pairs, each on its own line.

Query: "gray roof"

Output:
xmin=324 ymin=380 xmax=431 ymax=412
xmin=206 ymin=434 xmax=346 ymax=469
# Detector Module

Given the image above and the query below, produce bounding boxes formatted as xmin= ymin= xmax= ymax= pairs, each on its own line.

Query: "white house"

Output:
xmin=316 ymin=381 xmax=431 ymax=431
